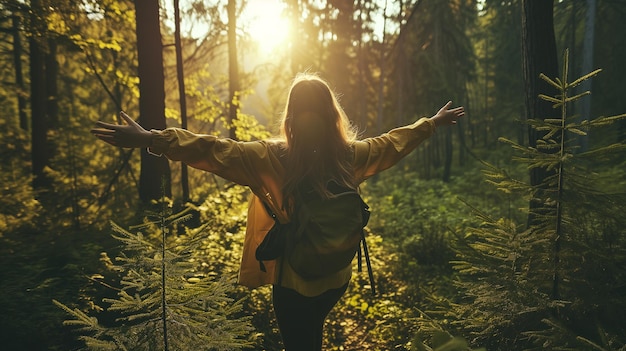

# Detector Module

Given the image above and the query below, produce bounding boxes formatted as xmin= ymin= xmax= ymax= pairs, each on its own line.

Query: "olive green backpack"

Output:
xmin=256 ymin=181 xmax=376 ymax=295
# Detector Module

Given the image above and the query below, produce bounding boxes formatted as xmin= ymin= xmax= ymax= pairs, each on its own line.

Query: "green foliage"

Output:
xmin=472 ymin=1 xmax=524 ymax=144
xmin=437 ymin=51 xmax=626 ymax=350
xmin=0 ymin=120 xmax=89 ymax=350
xmin=447 ymin=212 xmax=555 ymax=350
xmin=3 ymin=1 xmax=626 ymax=349
xmin=363 ymin=164 xmax=524 ymax=273
xmin=0 ymin=231 xmax=99 ymax=350
xmin=232 ymin=111 xmax=272 ymax=142
xmin=55 ymin=199 xmax=254 ymax=350
xmin=0 ymin=119 xmax=40 ymax=236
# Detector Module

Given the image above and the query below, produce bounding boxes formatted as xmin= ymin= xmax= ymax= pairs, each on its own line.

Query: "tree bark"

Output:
xmin=376 ymin=0 xmax=388 ymax=134
xmin=227 ymin=0 xmax=240 ymax=140
xmin=12 ymin=13 xmax=28 ymax=130
xmin=45 ymin=39 xmax=58 ymax=129
xmin=29 ymin=0 xmax=49 ymax=189
xmin=521 ymin=0 xmax=559 ymax=187
xmin=173 ymin=0 xmax=189 ymax=202
xmin=289 ymin=0 xmax=301 ymax=75
xmin=521 ymin=0 xmax=560 ymax=299
xmin=578 ymin=0 xmax=596 ymax=152
xmin=134 ymin=0 xmax=172 ymax=202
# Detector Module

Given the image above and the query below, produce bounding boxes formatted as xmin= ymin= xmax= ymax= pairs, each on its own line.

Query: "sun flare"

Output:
xmin=243 ymin=0 xmax=291 ymax=55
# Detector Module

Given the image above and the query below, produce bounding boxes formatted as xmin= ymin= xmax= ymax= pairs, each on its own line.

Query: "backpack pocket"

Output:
xmin=256 ymin=223 xmax=287 ymax=263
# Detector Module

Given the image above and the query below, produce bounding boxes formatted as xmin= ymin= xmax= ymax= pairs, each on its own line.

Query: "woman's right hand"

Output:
xmin=91 ymin=111 xmax=154 ymax=148
xmin=430 ymin=101 xmax=465 ymax=127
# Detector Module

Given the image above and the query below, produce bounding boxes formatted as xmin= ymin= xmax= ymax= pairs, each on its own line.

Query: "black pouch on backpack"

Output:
xmin=256 ymin=222 xmax=286 ymax=263
xmin=255 ymin=202 xmax=291 ymax=271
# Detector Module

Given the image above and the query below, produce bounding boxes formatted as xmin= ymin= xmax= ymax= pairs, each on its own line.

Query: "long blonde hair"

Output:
xmin=279 ymin=73 xmax=358 ymax=210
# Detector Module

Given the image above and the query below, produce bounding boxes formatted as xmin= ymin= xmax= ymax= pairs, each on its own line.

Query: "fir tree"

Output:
xmin=428 ymin=50 xmax=626 ymax=350
xmin=55 ymin=197 xmax=253 ymax=350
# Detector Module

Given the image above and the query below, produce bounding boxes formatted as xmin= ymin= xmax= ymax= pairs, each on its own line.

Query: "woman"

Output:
xmin=91 ymin=73 xmax=464 ymax=350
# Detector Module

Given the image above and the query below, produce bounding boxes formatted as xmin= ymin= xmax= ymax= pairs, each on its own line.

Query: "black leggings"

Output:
xmin=272 ymin=283 xmax=348 ymax=351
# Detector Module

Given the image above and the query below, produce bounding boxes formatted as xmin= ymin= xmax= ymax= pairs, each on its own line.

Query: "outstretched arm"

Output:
xmin=90 ymin=111 xmax=154 ymax=148
xmin=90 ymin=111 xmax=269 ymax=188
xmin=429 ymin=101 xmax=465 ymax=127
xmin=353 ymin=101 xmax=465 ymax=181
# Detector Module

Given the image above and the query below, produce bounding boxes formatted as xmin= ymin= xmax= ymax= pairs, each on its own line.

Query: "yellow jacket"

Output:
xmin=150 ymin=118 xmax=436 ymax=297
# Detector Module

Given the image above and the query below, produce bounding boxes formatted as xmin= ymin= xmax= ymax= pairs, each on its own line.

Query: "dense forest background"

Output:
xmin=1 ymin=0 xmax=625 ymax=350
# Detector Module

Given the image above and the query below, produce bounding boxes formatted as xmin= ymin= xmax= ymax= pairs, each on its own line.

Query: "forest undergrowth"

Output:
xmin=2 ymin=53 xmax=626 ymax=350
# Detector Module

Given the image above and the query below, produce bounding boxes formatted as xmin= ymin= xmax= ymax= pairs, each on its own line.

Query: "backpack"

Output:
xmin=255 ymin=181 xmax=376 ymax=295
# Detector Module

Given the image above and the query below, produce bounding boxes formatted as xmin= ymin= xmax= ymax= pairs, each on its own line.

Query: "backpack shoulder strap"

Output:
xmin=359 ymin=229 xmax=376 ymax=296
xmin=354 ymin=192 xmax=375 ymax=296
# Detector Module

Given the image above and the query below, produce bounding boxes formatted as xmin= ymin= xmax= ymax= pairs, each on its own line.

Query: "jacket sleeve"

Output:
xmin=353 ymin=117 xmax=436 ymax=182
xmin=148 ymin=128 xmax=273 ymax=188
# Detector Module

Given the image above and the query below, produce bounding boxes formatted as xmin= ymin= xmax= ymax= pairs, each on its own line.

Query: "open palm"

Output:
xmin=91 ymin=111 xmax=153 ymax=148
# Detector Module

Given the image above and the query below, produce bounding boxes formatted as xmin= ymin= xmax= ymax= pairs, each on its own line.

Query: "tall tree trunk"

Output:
xmin=289 ymin=0 xmax=301 ymax=75
xmin=356 ymin=0 xmax=366 ymax=131
xmin=12 ymin=13 xmax=28 ymax=130
xmin=521 ymin=0 xmax=559 ymax=192
xmin=45 ymin=39 xmax=58 ymax=129
xmin=227 ymin=0 xmax=239 ymax=140
xmin=376 ymin=0 xmax=388 ymax=134
xmin=173 ymin=0 xmax=189 ymax=202
xmin=65 ymin=78 xmax=81 ymax=229
xmin=29 ymin=0 xmax=59 ymax=191
xmin=323 ymin=1 xmax=355 ymax=120
xmin=435 ymin=2 xmax=453 ymax=182
xmin=134 ymin=0 xmax=172 ymax=202
xmin=29 ymin=0 xmax=49 ymax=189
xmin=521 ymin=0 xmax=560 ymax=298
xmin=578 ymin=0 xmax=596 ymax=152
